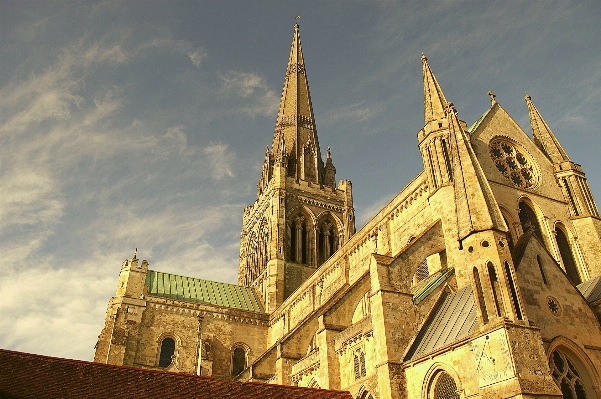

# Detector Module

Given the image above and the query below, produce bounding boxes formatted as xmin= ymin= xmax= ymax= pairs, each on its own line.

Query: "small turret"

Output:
xmin=324 ymin=147 xmax=336 ymax=189
xmin=116 ymin=248 xmax=148 ymax=299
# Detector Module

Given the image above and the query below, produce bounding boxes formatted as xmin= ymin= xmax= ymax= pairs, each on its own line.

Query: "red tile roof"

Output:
xmin=0 ymin=349 xmax=352 ymax=399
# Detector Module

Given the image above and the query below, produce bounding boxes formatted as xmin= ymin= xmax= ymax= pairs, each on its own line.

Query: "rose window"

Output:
xmin=490 ymin=138 xmax=538 ymax=189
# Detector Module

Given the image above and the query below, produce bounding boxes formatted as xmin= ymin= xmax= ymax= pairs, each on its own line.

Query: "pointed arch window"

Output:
xmin=441 ymin=138 xmax=453 ymax=181
xmin=353 ymin=349 xmax=366 ymax=380
xmin=318 ymin=218 xmax=338 ymax=266
xmin=555 ymin=226 xmax=581 ymax=285
xmin=504 ymin=261 xmax=523 ymax=320
xmin=502 ymin=215 xmax=515 ymax=253
xmin=488 ymin=263 xmax=504 ymax=317
xmin=549 ymin=349 xmax=592 ymax=399
xmin=359 ymin=391 xmax=374 ymax=399
xmin=158 ymin=337 xmax=175 ymax=368
xmin=519 ymin=201 xmax=545 ymax=245
xmin=473 ymin=267 xmax=488 ymax=324
xmin=232 ymin=347 xmax=247 ymax=376
xmin=290 ymin=215 xmax=308 ymax=264
xmin=429 ymin=371 xmax=460 ymax=399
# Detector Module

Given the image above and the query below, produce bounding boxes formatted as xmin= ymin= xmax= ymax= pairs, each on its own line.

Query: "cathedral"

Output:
xmin=94 ymin=24 xmax=601 ymax=399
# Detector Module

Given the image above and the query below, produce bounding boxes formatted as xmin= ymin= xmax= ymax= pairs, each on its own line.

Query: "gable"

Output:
xmin=469 ymin=103 xmax=565 ymax=202
xmin=513 ymin=233 xmax=601 ymax=346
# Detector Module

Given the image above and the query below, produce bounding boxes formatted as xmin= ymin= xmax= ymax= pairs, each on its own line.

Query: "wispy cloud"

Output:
xmin=188 ymin=49 xmax=206 ymax=68
xmin=202 ymin=143 xmax=236 ymax=180
xmin=220 ymin=72 xmax=279 ymax=117
xmin=323 ymin=101 xmax=385 ymax=124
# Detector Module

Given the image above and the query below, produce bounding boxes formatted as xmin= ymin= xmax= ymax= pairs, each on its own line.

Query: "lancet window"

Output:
xmin=158 ymin=337 xmax=175 ymax=368
xmin=317 ymin=216 xmax=338 ymax=266
xmin=289 ymin=213 xmax=310 ymax=264
xmin=488 ymin=263 xmax=505 ymax=317
xmin=555 ymin=225 xmax=581 ymax=285
xmin=353 ymin=349 xmax=366 ymax=380
xmin=518 ymin=200 xmax=545 ymax=245
xmin=504 ymin=261 xmax=523 ymax=320
xmin=473 ymin=267 xmax=488 ymax=324
xmin=232 ymin=347 xmax=246 ymax=376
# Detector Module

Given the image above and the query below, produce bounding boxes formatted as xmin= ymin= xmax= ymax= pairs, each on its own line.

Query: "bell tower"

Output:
xmin=238 ymin=24 xmax=355 ymax=313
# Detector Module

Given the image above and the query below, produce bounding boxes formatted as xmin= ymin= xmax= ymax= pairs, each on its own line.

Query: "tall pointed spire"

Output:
xmin=272 ymin=23 xmax=322 ymax=183
xmin=447 ymin=103 xmax=507 ymax=241
xmin=422 ymin=54 xmax=448 ymax=124
xmin=526 ymin=94 xmax=570 ymax=163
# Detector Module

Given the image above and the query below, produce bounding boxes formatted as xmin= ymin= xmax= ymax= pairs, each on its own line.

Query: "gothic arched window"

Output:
xmin=353 ymin=349 xmax=366 ymax=380
xmin=473 ymin=267 xmax=488 ymax=324
xmin=519 ymin=201 xmax=544 ymax=245
xmin=555 ymin=226 xmax=581 ymax=285
xmin=232 ymin=347 xmax=246 ymax=376
xmin=549 ymin=349 xmax=591 ymax=399
xmin=318 ymin=217 xmax=338 ymax=266
xmin=158 ymin=337 xmax=175 ymax=368
xmin=359 ymin=391 xmax=374 ymax=399
xmin=504 ymin=261 xmax=523 ymax=320
xmin=431 ymin=372 xmax=460 ymax=399
xmin=488 ymin=263 xmax=504 ymax=317
xmin=290 ymin=215 xmax=308 ymax=264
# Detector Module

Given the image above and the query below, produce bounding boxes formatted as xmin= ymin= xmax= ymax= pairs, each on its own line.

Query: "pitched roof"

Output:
xmin=0 ymin=349 xmax=352 ymax=399
xmin=411 ymin=267 xmax=455 ymax=305
xmin=404 ymin=286 xmax=478 ymax=361
xmin=146 ymin=270 xmax=264 ymax=312
xmin=578 ymin=275 xmax=601 ymax=304
xmin=467 ymin=108 xmax=491 ymax=134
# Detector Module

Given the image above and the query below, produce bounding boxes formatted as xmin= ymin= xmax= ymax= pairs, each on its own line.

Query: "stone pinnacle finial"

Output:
xmin=487 ymin=90 xmax=497 ymax=105
xmin=133 ymin=248 xmax=137 ymax=259
xmin=525 ymin=93 xmax=532 ymax=101
xmin=327 ymin=146 xmax=331 ymax=159
xmin=422 ymin=55 xmax=448 ymax=124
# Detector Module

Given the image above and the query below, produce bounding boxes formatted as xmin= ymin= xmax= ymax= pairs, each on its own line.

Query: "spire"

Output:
xmin=422 ymin=54 xmax=448 ymax=124
xmin=447 ymin=103 xmax=508 ymax=241
xmin=272 ymin=24 xmax=322 ymax=182
xmin=525 ymin=94 xmax=570 ymax=163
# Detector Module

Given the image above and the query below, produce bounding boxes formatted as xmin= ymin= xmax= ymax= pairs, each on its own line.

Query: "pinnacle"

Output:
xmin=448 ymin=103 xmax=507 ymax=241
xmin=422 ymin=55 xmax=448 ymax=124
xmin=525 ymin=95 xmax=570 ymax=163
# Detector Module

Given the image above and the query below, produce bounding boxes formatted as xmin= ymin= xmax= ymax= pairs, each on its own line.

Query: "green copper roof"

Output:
xmin=145 ymin=270 xmax=264 ymax=313
xmin=468 ymin=108 xmax=491 ymax=134
xmin=411 ymin=267 xmax=455 ymax=305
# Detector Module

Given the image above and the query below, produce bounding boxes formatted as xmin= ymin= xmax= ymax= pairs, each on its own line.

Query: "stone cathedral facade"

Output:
xmin=94 ymin=25 xmax=601 ymax=399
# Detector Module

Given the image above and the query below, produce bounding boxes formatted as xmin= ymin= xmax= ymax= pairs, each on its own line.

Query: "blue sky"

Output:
xmin=1 ymin=1 xmax=600 ymax=361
